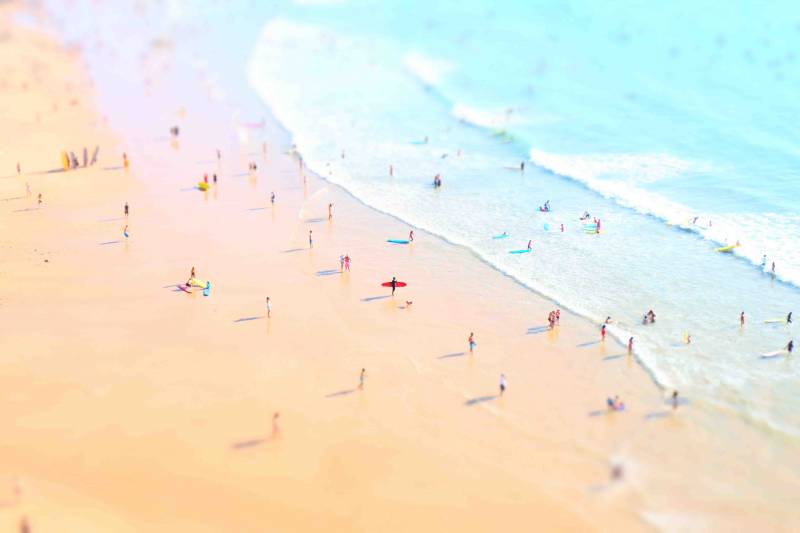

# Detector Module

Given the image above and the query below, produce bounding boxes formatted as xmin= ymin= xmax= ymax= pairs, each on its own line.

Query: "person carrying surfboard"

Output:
xmin=391 ymin=276 xmax=397 ymax=296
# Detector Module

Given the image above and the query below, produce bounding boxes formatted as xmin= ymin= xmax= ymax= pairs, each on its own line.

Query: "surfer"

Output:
xmin=499 ymin=373 xmax=507 ymax=396
xmin=308 ymin=230 xmax=313 ymax=249
xmin=266 ymin=297 xmax=271 ymax=318
xmin=601 ymin=324 xmax=607 ymax=341
xmin=605 ymin=316 xmax=613 ymax=324
xmin=124 ymin=202 xmax=129 ymax=217
xmin=409 ymin=230 xmax=414 ymax=242
xmin=391 ymin=276 xmax=397 ymax=296
xmin=771 ymin=262 xmax=776 ymax=274
xmin=468 ymin=332 xmax=476 ymax=353
xmin=359 ymin=368 xmax=365 ymax=389
xmin=520 ymin=161 xmax=525 ymax=172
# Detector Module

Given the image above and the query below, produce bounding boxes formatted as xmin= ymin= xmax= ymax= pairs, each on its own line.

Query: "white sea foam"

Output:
xmin=403 ymin=51 xmax=454 ymax=87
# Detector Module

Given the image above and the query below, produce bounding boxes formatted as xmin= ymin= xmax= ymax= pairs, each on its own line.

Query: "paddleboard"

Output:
xmin=509 ymin=249 xmax=531 ymax=254
xmin=716 ymin=244 xmax=739 ymax=253
xmin=764 ymin=318 xmax=787 ymax=324
xmin=387 ymin=239 xmax=410 ymax=244
xmin=492 ymin=234 xmax=509 ymax=239
xmin=381 ymin=281 xmax=407 ymax=287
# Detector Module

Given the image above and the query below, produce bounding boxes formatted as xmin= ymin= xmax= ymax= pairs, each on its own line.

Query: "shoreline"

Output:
xmin=2 ymin=2 xmax=799 ymax=530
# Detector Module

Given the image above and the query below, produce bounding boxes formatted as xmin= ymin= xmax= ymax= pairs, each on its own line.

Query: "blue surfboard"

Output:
xmin=387 ymin=239 xmax=410 ymax=244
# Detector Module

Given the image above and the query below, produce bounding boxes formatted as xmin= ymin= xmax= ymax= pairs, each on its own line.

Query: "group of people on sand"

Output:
xmin=642 ymin=309 xmax=656 ymax=325
xmin=547 ymin=309 xmax=561 ymax=329
xmin=338 ymin=253 xmax=352 ymax=272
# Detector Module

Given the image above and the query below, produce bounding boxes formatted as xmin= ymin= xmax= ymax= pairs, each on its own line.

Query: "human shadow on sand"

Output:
xmin=234 ymin=316 xmax=264 ymax=323
xmin=464 ymin=395 xmax=498 ymax=406
xmin=577 ymin=340 xmax=601 ymax=348
xmin=99 ymin=240 xmax=121 ymax=245
xmin=361 ymin=295 xmax=390 ymax=302
xmin=438 ymin=352 xmax=466 ymax=359
xmin=281 ymin=248 xmax=306 ymax=253
xmin=602 ymin=354 xmax=625 ymax=362
xmin=325 ymin=388 xmax=357 ymax=398
xmin=526 ymin=326 xmax=550 ymax=335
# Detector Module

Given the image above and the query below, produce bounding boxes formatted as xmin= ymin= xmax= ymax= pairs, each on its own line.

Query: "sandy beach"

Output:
xmin=2 ymin=2 xmax=799 ymax=531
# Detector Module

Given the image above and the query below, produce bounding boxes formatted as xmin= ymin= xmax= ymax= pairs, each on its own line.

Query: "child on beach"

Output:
xmin=740 ymin=311 xmax=746 ymax=326
xmin=468 ymin=332 xmax=476 ymax=353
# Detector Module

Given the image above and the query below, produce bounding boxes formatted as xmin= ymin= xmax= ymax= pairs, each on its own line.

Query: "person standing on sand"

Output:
xmin=468 ymin=332 xmax=476 ymax=353
xmin=391 ymin=276 xmax=398 ymax=296
xmin=787 ymin=340 xmax=794 ymax=354
xmin=389 ymin=164 xmax=394 ymax=177
xmin=271 ymin=192 xmax=275 ymax=205
xmin=409 ymin=230 xmax=414 ymax=242
xmin=266 ymin=297 xmax=272 ymax=318
xmin=627 ymin=337 xmax=634 ymax=354
xmin=271 ymin=412 xmax=280 ymax=439
xmin=124 ymin=202 xmax=129 ymax=217
xmin=37 ymin=193 xmax=42 ymax=206
xmin=339 ymin=255 xmax=345 ymax=272
xmin=787 ymin=312 xmax=793 ymax=324
xmin=17 ymin=162 xmax=21 ymax=175
xmin=527 ymin=240 xmax=532 ymax=251
xmin=328 ymin=203 xmax=334 ymax=220
xmin=672 ymin=390 xmax=680 ymax=410
xmin=123 ymin=153 xmax=129 ymax=168
xmin=308 ymin=230 xmax=313 ymax=249
xmin=601 ymin=324 xmax=607 ymax=341
xmin=213 ymin=173 xmax=217 ymax=184
xmin=190 ymin=266 xmax=196 ymax=279
xmin=359 ymin=368 xmax=365 ymax=390
xmin=740 ymin=311 xmax=746 ymax=327
xmin=499 ymin=373 xmax=507 ymax=396
xmin=344 ymin=254 xmax=351 ymax=271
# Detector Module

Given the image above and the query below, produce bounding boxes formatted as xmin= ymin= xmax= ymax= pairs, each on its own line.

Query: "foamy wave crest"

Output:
xmin=451 ymin=104 xmax=519 ymax=128
xmin=530 ymin=148 xmax=800 ymax=287
xmin=403 ymin=51 xmax=454 ymax=87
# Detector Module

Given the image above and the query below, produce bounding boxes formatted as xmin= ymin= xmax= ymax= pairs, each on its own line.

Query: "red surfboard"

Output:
xmin=381 ymin=281 xmax=407 ymax=287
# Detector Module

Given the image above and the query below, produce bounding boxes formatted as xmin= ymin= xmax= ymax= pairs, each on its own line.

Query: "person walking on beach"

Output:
xmin=271 ymin=412 xmax=280 ymax=439
xmin=389 ymin=164 xmax=394 ymax=177
xmin=527 ymin=240 xmax=533 ymax=251
xmin=123 ymin=225 xmax=129 ymax=239
xmin=628 ymin=337 xmax=634 ymax=354
xmin=266 ymin=296 xmax=272 ymax=318
xmin=344 ymin=254 xmax=351 ymax=271
xmin=740 ymin=311 xmax=746 ymax=327
xmin=499 ymin=373 xmax=507 ymax=396
xmin=787 ymin=312 xmax=793 ymax=324
xmin=270 ymin=192 xmax=275 ymax=205
xmin=359 ymin=368 xmax=365 ymax=390
xmin=123 ymin=153 xmax=129 ymax=169
xmin=16 ymin=162 xmax=21 ymax=175
xmin=391 ymin=276 xmax=398 ymax=296
xmin=468 ymin=332 xmax=476 ymax=353
xmin=788 ymin=340 xmax=794 ymax=354
xmin=124 ymin=202 xmax=129 ymax=217
xmin=601 ymin=324 xmax=607 ymax=342
xmin=409 ymin=230 xmax=414 ymax=242
xmin=213 ymin=173 xmax=217 ymax=184
xmin=672 ymin=390 xmax=680 ymax=410
xmin=190 ymin=266 xmax=196 ymax=279
xmin=37 ymin=193 xmax=42 ymax=206
xmin=308 ymin=230 xmax=313 ymax=249
xmin=328 ymin=203 xmax=334 ymax=220
xmin=339 ymin=255 xmax=345 ymax=272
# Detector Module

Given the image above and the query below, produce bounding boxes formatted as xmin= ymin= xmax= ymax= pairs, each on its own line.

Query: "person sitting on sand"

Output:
xmin=607 ymin=396 xmax=625 ymax=411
